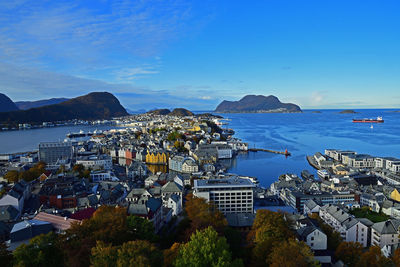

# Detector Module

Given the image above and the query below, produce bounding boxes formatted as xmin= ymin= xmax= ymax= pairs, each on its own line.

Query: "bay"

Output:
xmin=221 ymin=109 xmax=400 ymax=187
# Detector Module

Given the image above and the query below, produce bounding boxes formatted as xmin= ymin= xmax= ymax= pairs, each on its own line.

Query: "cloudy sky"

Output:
xmin=0 ymin=0 xmax=399 ymax=110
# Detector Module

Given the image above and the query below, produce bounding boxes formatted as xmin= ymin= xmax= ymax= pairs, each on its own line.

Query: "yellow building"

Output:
xmin=146 ymin=151 xmax=168 ymax=165
xmin=390 ymin=188 xmax=400 ymax=202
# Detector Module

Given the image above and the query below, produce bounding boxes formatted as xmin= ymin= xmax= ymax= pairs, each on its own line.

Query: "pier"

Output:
xmin=249 ymin=148 xmax=291 ymax=156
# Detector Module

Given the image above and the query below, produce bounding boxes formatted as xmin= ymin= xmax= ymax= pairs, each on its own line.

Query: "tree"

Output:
xmin=247 ymin=210 xmax=294 ymax=266
xmin=163 ymin=243 xmax=181 ymax=267
xmin=357 ymin=246 xmax=391 ymax=267
xmin=184 ymin=194 xmax=227 ymax=237
xmin=392 ymin=247 xmax=400 ymax=267
xmin=117 ymin=240 xmax=163 ymax=267
xmin=174 ymin=226 xmax=243 ymax=267
xmin=335 ymin=241 xmax=363 ymax=267
xmin=73 ymin=164 xmax=85 ymax=174
xmin=13 ymin=232 xmax=64 ymax=267
xmin=64 ymin=206 xmax=129 ymax=267
xmin=90 ymin=241 xmax=118 ymax=267
xmin=126 ymin=215 xmax=157 ymax=242
xmin=0 ymin=242 xmax=13 ymax=267
xmin=267 ymin=239 xmax=318 ymax=267
xmin=4 ymin=170 xmax=19 ymax=183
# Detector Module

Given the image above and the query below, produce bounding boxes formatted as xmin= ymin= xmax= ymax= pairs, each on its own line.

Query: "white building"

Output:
xmin=193 ymin=177 xmax=255 ymax=214
xmin=76 ymin=154 xmax=112 ymax=170
xmin=371 ymin=220 xmax=400 ymax=248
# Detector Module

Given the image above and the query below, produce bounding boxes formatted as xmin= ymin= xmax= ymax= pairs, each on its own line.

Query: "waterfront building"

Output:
xmin=76 ymin=154 xmax=112 ymax=170
xmin=38 ymin=141 xmax=73 ymax=164
xmin=347 ymin=154 xmax=375 ymax=168
xmin=146 ymin=151 xmax=168 ymax=165
xmin=193 ymin=177 xmax=255 ymax=214
xmin=169 ymin=155 xmax=198 ymax=173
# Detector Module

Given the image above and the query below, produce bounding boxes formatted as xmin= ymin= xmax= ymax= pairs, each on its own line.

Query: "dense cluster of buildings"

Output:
xmin=271 ymin=148 xmax=400 ymax=262
xmin=0 ymin=113 xmax=254 ymax=250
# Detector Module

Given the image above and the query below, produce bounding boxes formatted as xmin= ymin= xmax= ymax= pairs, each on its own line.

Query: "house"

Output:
xmin=128 ymin=197 xmax=163 ymax=232
xmin=360 ymin=192 xmax=385 ymax=212
xmin=10 ymin=219 xmax=53 ymax=243
xmin=297 ymin=225 xmax=327 ymax=250
xmin=126 ymin=161 xmax=148 ymax=179
xmin=303 ymin=199 xmax=320 ymax=215
xmin=167 ymin=194 xmax=182 ymax=216
xmin=371 ymin=220 xmax=400 ymax=248
xmin=343 ymin=217 xmax=372 ymax=247
xmin=161 ymin=181 xmax=183 ymax=206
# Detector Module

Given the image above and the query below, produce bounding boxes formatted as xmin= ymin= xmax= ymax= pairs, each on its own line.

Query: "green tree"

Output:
xmin=0 ymin=242 xmax=13 ymax=267
xmin=117 ymin=240 xmax=163 ymax=267
xmin=90 ymin=241 xmax=118 ymax=267
xmin=268 ymin=239 xmax=319 ymax=267
xmin=13 ymin=232 xmax=64 ymax=267
xmin=335 ymin=241 xmax=363 ymax=267
xmin=174 ymin=226 xmax=243 ymax=267
xmin=126 ymin=215 xmax=157 ymax=242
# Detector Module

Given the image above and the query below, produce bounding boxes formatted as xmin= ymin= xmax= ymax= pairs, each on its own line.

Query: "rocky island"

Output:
xmin=215 ymin=95 xmax=302 ymax=113
xmin=339 ymin=110 xmax=358 ymax=114
xmin=147 ymin=108 xmax=194 ymax=117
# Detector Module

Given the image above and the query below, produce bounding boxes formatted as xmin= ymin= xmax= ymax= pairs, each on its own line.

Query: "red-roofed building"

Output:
xmin=34 ymin=212 xmax=80 ymax=233
xmin=70 ymin=207 xmax=96 ymax=221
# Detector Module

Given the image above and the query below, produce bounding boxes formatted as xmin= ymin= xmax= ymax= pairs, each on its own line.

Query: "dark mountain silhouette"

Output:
xmin=15 ymin=98 xmax=69 ymax=110
xmin=0 ymin=92 xmax=128 ymax=125
xmin=147 ymin=108 xmax=193 ymax=116
xmin=215 ymin=95 xmax=301 ymax=113
xmin=0 ymin=93 xmax=19 ymax=112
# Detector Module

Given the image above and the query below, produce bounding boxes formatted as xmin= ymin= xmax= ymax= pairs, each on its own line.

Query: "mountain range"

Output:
xmin=0 ymin=92 xmax=128 ymax=125
xmin=15 ymin=98 xmax=70 ymax=110
xmin=215 ymin=95 xmax=301 ymax=113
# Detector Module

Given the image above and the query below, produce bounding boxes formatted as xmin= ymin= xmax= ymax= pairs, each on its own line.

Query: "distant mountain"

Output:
xmin=170 ymin=108 xmax=194 ymax=117
xmin=215 ymin=95 xmax=302 ymax=113
xmin=147 ymin=108 xmax=193 ymax=116
xmin=0 ymin=93 xmax=19 ymax=112
xmin=0 ymin=92 xmax=128 ymax=125
xmin=147 ymin=109 xmax=172 ymax=115
xmin=15 ymin=98 xmax=69 ymax=110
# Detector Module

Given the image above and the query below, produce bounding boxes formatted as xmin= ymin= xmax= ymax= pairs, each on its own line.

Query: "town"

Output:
xmin=1 ymin=113 xmax=400 ymax=266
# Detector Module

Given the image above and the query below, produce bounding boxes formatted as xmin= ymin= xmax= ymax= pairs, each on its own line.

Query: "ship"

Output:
xmin=352 ymin=116 xmax=383 ymax=123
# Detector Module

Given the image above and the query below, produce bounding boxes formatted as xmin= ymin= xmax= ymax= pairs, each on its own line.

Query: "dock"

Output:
xmin=249 ymin=148 xmax=291 ymax=156
xmin=306 ymin=155 xmax=321 ymax=170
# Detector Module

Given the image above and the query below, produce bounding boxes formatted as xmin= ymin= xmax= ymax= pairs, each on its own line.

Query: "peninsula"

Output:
xmin=215 ymin=95 xmax=302 ymax=113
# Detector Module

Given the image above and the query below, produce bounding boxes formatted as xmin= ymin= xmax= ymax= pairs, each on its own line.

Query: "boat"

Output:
xmin=66 ymin=130 xmax=94 ymax=138
xmin=352 ymin=117 xmax=383 ymax=123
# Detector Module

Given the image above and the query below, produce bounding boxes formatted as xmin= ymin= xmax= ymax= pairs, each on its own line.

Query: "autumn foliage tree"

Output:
xmin=357 ymin=246 xmax=391 ymax=267
xmin=184 ymin=194 xmax=227 ymax=237
xmin=335 ymin=241 xmax=363 ymax=267
xmin=247 ymin=210 xmax=294 ymax=266
xmin=267 ymin=238 xmax=319 ymax=267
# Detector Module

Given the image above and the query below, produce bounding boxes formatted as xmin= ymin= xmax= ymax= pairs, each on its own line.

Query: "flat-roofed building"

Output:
xmin=39 ymin=141 xmax=73 ymax=164
xmin=193 ymin=177 xmax=255 ymax=214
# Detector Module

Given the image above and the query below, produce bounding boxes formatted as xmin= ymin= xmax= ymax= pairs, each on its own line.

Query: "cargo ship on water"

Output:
xmin=352 ymin=116 xmax=384 ymax=123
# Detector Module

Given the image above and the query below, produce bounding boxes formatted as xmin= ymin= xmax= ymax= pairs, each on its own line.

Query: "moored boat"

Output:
xmin=353 ymin=116 xmax=383 ymax=123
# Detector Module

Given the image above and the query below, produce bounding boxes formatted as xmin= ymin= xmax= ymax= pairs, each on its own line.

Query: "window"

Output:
xmin=310 ymin=243 xmax=314 ymax=247
xmin=311 ymin=237 xmax=314 ymax=241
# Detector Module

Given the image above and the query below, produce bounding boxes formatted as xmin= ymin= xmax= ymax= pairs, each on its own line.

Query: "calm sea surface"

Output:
xmin=1 ymin=110 xmax=400 ymax=187
xmin=221 ymin=109 xmax=400 ymax=187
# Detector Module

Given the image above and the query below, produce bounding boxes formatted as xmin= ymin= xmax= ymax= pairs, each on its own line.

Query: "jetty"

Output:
xmin=306 ymin=155 xmax=321 ymax=170
xmin=249 ymin=148 xmax=291 ymax=156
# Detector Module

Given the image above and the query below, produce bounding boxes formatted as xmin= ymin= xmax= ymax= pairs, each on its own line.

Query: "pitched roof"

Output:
xmin=162 ymin=181 xmax=183 ymax=193
xmin=372 ymin=220 xmax=399 ymax=235
xmin=34 ymin=212 xmax=79 ymax=231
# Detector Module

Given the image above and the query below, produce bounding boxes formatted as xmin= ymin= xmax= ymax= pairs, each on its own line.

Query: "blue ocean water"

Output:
xmin=220 ymin=109 xmax=400 ymax=187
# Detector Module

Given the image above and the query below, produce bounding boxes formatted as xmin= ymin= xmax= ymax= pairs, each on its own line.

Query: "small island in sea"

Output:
xmin=214 ymin=95 xmax=302 ymax=113
xmin=339 ymin=109 xmax=358 ymax=114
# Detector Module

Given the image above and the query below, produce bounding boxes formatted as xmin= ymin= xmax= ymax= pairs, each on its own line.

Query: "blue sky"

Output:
xmin=0 ymin=0 xmax=399 ymax=110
